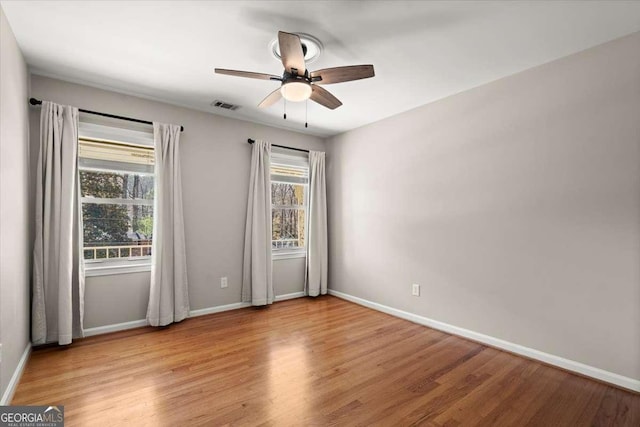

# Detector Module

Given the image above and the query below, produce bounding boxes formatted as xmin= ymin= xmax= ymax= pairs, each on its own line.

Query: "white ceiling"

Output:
xmin=3 ymin=1 xmax=640 ymax=137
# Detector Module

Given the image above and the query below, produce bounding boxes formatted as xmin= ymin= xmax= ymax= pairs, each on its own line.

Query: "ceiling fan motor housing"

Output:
xmin=282 ymin=70 xmax=310 ymax=83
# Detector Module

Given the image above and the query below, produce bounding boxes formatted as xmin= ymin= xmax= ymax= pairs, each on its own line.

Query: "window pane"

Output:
xmin=82 ymin=202 xmax=153 ymax=260
xmin=271 ymin=163 xmax=307 ymax=250
xmin=272 ymin=208 xmax=305 ymax=249
xmin=80 ymin=170 xmax=154 ymax=200
xmin=271 ymin=182 xmax=305 ymax=207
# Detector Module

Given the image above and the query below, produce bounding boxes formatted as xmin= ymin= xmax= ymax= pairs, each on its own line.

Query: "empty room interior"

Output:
xmin=1 ymin=1 xmax=640 ymax=425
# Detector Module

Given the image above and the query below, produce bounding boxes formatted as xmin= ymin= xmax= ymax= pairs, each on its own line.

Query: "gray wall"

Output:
xmin=29 ymin=75 xmax=325 ymax=329
xmin=83 ymin=272 xmax=150 ymax=329
xmin=273 ymin=257 xmax=307 ymax=296
xmin=82 ymin=259 xmax=306 ymax=329
xmin=326 ymin=32 xmax=640 ymax=380
xmin=0 ymin=6 xmax=31 ymax=400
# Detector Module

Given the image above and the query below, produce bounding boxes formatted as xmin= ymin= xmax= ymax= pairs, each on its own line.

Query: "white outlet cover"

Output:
xmin=221 ymin=277 xmax=228 ymax=288
xmin=412 ymin=284 xmax=420 ymax=296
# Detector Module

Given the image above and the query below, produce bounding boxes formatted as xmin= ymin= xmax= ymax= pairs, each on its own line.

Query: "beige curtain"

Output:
xmin=32 ymin=101 xmax=85 ymax=345
xmin=146 ymin=123 xmax=189 ymax=326
xmin=306 ymin=151 xmax=328 ymax=296
xmin=242 ymin=140 xmax=273 ymax=305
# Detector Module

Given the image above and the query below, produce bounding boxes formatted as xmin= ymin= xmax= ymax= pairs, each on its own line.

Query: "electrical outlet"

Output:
xmin=220 ymin=277 xmax=228 ymax=288
xmin=412 ymin=284 xmax=420 ymax=296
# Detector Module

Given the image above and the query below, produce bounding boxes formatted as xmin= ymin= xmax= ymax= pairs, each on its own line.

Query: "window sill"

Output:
xmin=84 ymin=261 xmax=151 ymax=277
xmin=272 ymin=251 xmax=306 ymax=261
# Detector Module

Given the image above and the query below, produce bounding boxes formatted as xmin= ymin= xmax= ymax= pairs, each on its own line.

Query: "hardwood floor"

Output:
xmin=13 ymin=296 xmax=639 ymax=426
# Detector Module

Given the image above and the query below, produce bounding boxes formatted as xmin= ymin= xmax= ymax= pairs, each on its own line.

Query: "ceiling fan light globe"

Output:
xmin=281 ymin=82 xmax=312 ymax=102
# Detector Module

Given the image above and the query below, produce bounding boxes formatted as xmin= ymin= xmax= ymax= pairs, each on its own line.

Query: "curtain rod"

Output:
xmin=29 ymin=98 xmax=184 ymax=132
xmin=247 ymin=138 xmax=309 ymax=153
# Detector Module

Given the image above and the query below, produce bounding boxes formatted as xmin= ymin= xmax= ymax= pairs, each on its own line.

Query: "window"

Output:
xmin=78 ymin=117 xmax=155 ymax=275
xmin=271 ymin=150 xmax=309 ymax=259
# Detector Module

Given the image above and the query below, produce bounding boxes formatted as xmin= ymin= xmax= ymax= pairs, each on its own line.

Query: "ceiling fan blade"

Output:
xmin=215 ymin=68 xmax=281 ymax=81
xmin=311 ymin=65 xmax=375 ymax=84
xmin=278 ymin=31 xmax=306 ymax=76
xmin=258 ymin=88 xmax=283 ymax=108
xmin=310 ymin=85 xmax=342 ymax=110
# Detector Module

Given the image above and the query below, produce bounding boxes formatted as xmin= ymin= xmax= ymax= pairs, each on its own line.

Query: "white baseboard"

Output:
xmin=83 ymin=319 xmax=149 ymax=337
xmin=82 ymin=292 xmax=307 ymax=336
xmin=274 ymin=291 xmax=306 ymax=302
xmin=328 ymin=289 xmax=640 ymax=393
xmin=189 ymin=301 xmax=252 ymax=318
xmin=185 ymin=292 xmax=307 ymax=316
xmin=1 ymin=343 xmax=31 ymax=405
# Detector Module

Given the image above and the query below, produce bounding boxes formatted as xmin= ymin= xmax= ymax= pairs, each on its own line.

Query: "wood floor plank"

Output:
xmin=475 ymin=362 xmax=565 ymax=426
xmin=592 ymin=386 xmax=640 ymax=426
xmin=11 ymin=296 xmax=640 ymax=426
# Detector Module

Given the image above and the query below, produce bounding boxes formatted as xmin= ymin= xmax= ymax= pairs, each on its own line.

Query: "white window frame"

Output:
xmin=79 ymin=116 xmax=155 ymax=276
xmin=271 ymin=149 xmax=309 ymax=261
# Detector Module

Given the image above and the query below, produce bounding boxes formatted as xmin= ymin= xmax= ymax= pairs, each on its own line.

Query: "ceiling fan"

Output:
xmin=215 ymin=31 xmax=375 ymax=111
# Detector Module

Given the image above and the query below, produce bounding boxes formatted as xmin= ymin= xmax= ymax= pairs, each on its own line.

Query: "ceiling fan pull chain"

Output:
xmin=305 ymin=99 xmax=308 ymax=128
xmin=284 ymin=88 xmax=287 ymax=120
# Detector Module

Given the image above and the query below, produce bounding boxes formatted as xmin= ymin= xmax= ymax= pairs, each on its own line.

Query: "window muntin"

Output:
xmin=271 ymin=152 xmax=308 ymax=255
xmin=79 ymin=134 xmax=155 ymax=263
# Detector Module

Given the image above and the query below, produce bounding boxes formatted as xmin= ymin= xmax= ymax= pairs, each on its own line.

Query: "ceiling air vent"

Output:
xmin=210 ymin=100 xmax=240 ymax=111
